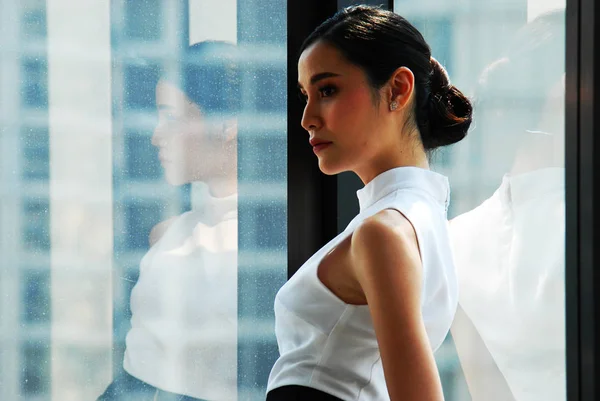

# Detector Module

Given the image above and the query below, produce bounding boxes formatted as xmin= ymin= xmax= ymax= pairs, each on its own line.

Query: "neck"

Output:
xmin=204 ymin=173 xmax=238 ymax=198
xmin=355 ymin=138 xmax=430 ymax=185
xmin=201 ymin=149 xmax=238 ymax=198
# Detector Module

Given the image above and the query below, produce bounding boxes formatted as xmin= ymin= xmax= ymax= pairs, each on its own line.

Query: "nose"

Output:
xmin=151 ymin=124 xmax=166 ymax=148
xmin=300 ymin=100 xmax=323 ymax=133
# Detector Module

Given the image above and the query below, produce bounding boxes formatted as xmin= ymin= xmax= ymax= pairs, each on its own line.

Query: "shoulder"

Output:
xmin=148 ymin=215 xmax=179 ymax=247
xmin=352 ymin=209 xmax=419 ymax=259
xmin=350 ymin=209 xmax=422 ymax=282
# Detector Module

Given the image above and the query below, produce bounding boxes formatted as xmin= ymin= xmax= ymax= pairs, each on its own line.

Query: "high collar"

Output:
xmin=498 ymin=167 xmax=564 ymax=207
xmin=192 ymin=182 xmax=238 ymax=222
xmin=356 ymin=166 xmax=450 ymax=213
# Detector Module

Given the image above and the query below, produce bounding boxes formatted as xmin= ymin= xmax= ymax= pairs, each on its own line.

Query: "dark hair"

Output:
xmin=160 ymin=41 xmax=241 ymax=115
xmin=300 ymin=5 xmax=472 ymax=150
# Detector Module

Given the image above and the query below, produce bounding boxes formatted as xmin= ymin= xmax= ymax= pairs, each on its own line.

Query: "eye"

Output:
xmin=298 ymin=90 xmax=308 ymax=103
xmin=158 ymin=112 xmax=180 ymax=124
xmin=319 ymin=85 xmax=336 ymax=98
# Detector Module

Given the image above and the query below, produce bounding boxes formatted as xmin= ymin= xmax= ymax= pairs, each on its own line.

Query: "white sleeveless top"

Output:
xmin=124 ymin=183 xmax=238 ymax=400
xmin=450 ymin=168 xmax=565 ymax=401
xmin=267 ymin=167 xmax=458 ymax=400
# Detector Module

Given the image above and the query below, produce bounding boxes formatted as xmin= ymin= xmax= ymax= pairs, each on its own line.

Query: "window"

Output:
xmin=21 ymin=127 xmax=49 ymax=180
xmin=238 ymin=0 xmax=287 ymax=44
xmin=124 ymin=0 xmax=162 ymax=41
xmin=123 ymin=202 xmax=163 ymax=250
xmin=393 ymin=1 xmax=568 ymax=400
xmin=123 ymin=64 xmax=161 ymax=110
xmin=255 ymin=67 xmax=287 ymax=112
xmin=22 ymin=270 xmax=51 ymax=324
xmin=239 ymin=203 xmax=287 ymax=250
xmin=21 ymin=343 xmax=50 ymax=396
xmin=22 ymin=200 xmax=50 ymax=251
xmin=411 ymin=16 xmax=453 ymax=75
xmin=20 ymin=58 xmax=48 ymax=109
xmin=124 ymin=131 xmax=162 ymax=180
xmin=238 ymin=136 xmax=287 ymax=182
xmin=21 ymin=5 xmax=47 ymax=40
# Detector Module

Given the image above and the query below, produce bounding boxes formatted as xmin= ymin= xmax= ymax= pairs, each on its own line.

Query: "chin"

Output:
xmin=164 ymin=170 xmax=189 ymax=186
xmin=317 ymin=159 xmax=344 ymax=176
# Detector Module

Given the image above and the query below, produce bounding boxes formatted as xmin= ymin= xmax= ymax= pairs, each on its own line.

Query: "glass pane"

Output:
xmin=393 ymin=0 xmax=566 ymax=400
xmin=1 ymin=0 xmax=286 ymax=400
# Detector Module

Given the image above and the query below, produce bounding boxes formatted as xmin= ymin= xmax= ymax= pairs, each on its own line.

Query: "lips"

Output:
xmin=309 ymin=137 xmax=333 ymax=155
xmin=312 ymin=142 xmax=332 ymax=154
xmin=309 ymin=137 xmax=332 ymax=147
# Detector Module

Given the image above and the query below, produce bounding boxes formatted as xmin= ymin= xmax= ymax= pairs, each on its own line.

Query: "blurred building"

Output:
xmin=1 ymin=0 xmax=287 ymax=399
xmin=0 ymin=0 xmax=559 ymax=400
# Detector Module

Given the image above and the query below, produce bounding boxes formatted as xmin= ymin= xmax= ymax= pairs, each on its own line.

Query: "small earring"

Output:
xmin=390 ymin=101 xmax=398 ymax=111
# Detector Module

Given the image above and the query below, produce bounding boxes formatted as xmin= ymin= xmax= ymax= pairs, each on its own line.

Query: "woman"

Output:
xmin=98 ymin=41 xmax=240 ymax=401
xmin=450 ymin=10 xmax=566 ymax=401
xmin=267 ymin=5 xmax=472 ymax=401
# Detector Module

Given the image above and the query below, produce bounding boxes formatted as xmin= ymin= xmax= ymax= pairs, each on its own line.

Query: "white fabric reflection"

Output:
xmin=114 ymin=41 xmax=241 ymax=401
xmin=451 ymin=168 xmax=565 ymax=401
xmin=449 ymin=8 xmax=565 ymax=401
xmin=125 ymin=183 xmax=238 ymax=400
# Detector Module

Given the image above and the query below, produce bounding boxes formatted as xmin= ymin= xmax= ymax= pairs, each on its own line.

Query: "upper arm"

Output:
xmin=351 ymin=211 xmax=444 ymax=401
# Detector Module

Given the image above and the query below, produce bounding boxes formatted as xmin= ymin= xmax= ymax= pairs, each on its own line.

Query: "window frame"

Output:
xmin=566 ymin=0 xmax=600 ymax=399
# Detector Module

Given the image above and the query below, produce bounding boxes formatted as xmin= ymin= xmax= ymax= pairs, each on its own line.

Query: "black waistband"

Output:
xmin=266 ymin=385 xmax=344 ymax=401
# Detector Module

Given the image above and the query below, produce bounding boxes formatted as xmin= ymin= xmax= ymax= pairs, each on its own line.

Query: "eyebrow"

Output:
xmin=297 ymin=72 xmax=341 ymax=89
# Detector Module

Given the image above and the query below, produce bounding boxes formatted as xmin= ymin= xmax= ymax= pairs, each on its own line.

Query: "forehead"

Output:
xmin=156 ymin=79 xmax=189 ymax=104
xmin=298 ymin=41 xmax=353 ymax=84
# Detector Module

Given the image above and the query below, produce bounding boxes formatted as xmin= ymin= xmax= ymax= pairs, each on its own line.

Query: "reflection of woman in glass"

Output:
xmin=267 ymin=6 xmax=472 ymax=401
xmin=450 ymin=10 xmax=565 ymax=401
xmin=98 ymin=41 xmax=239 ymax=401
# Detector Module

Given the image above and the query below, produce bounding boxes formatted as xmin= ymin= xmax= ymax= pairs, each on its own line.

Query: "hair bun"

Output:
xmin=430 ymin=57 xmax=451 ymax=95
xmin=422 ymin=58 xmax=473 ymax=150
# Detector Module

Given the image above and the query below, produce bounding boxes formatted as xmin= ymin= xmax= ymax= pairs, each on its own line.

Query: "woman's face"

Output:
xmin=151 ymin=79 xmax=232 ymax=186
xmin=297 ymin=41 xmax=392 ymax=176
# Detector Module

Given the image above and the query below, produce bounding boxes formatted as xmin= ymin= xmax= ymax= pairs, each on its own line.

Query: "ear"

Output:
xmin=223 ymin=118 xmax=238 ymax=143
xmin=387 ymin=66 xmax=415 ymax=111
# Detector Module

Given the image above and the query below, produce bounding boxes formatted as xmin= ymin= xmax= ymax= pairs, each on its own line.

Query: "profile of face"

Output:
xmin=151 ymin=79 xmax=236 ymax=186
xmin=298 ymin=41 xmax=404 ymax=176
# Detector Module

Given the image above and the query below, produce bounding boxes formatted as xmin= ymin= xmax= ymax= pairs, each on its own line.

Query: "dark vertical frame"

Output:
xmin=565 ymin=0 xmax=580 ymax=399
xmin=287 ymin=0 xmax=339 ymax=277
xmin=569 ymin=0 xmax=600 ymax=399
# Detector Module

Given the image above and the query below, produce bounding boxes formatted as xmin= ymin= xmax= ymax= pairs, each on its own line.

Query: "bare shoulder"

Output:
xmin=349 ymin=209 xmax=422 ymax=295
xmin=148 ymin=215 xmax=179 ymax=247
xmin=351 ymin=209 xmax=420 ymax=263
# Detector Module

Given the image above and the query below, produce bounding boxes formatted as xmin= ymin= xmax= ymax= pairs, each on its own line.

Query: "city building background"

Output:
xmin=0 ymin=0 xmax=564 ymax=400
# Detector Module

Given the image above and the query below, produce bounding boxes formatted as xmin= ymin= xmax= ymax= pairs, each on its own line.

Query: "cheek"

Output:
xmin=327 ymin=88 xmax=374 ymax=130
xmin=325 ymin=88 xmax=377 ymax=149
xmin=174 ymin=124 xmax=205 ymax=149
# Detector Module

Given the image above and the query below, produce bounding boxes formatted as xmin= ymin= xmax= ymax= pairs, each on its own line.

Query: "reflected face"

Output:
xmin=298 ymin=41 xmax=388 ymax=175
xmin=151 ymin=80 xmax=228 ymax=186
